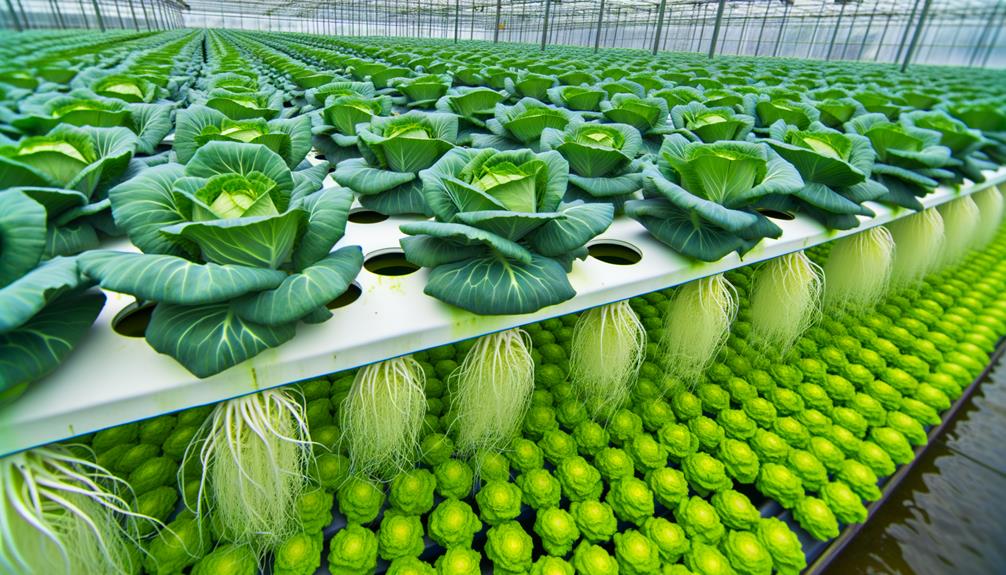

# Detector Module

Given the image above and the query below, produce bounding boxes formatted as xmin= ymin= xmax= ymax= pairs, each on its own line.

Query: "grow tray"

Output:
xmin=0 ymin=167 xmax=1003 ymax=457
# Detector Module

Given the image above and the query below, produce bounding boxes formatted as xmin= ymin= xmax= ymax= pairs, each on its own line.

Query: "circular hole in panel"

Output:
xmin=326 ymin=282 xmax=362 ymax=309
xmin=112 ymin=302 xmax=155 ymax=338
xmin=348 ymin=208 xmax=390 ymax=224
xmin=364 ymin=249 xmax=420 ymax=276
xmin=587 ymin=240 xmax=643 ymax=265
xmin=314 ymin=153 xmax=326 ymax=160
xmin=756 ymin=208 xmax=796 ymax=221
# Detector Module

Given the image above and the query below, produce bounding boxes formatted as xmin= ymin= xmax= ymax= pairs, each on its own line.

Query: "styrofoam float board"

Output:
xmin=0 ymin=168 xmax=1003 ymax=456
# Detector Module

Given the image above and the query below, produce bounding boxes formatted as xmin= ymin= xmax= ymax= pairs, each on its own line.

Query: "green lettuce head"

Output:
xmin=474 ymin=97 xmax=577 ymax=151
xmin=204 ymin=87 xmax=285 ymax=121
xmin=845 ymin=113 xmax=955 ymax=210
xmin=540 ymin=120 xmax=644 ymax=200
xmin=79 ymin=141 xmax=363 ymax=377
xmin=746 ymin=93 xmax=821 ymax=132
xmin=902 ymin=109 xmax=994 ymax=183
xmin=0 ymin=124 xmax=136 ymax=194
xmin=762 ymin=120 xmax=887 ymax=230
xmin=626 ymin=133 xmax=803 ymax=261
xmin=312 ymin=93 xmax=393 ymax=162
xmin=92 ymin=74 xmax=160 ymax=103
xmin=400 ymin=147 xmax=613 ymax=315
xmin=12 ymin=89 xmax=172 ymax=155
xmin=175 ymin=105 xmax=313 ymax=167
xmin=505 ymin=71 xmax=558 ymax=101
xmin=547 ymin=85 xmax=608 ymax=113
xmin=600 ymin=94 xmax=670 ymax=138
xmin=651 ymin=86 xmax=704 ymax=110
xmin=435 ymin=86 xmax=509 ymax=132
xmin=0 ymin=125 xmax=138 ymax=256
xmin=390 ymin=74 xmax=452 ymax=108
xmin=304 ymin=80 xmax=376 ymax=108
xmin=947 ymin=102 xmax=1006 ymax=163
xmin=812 ymin=97 xmax=865 ymax=129
xmin=669 ymin=101 xmax=754 ymax=143
xmin=0 ymin=255 xmax=105 ymax=406
xmin=334 ymin=111 xmax=458 ymax=216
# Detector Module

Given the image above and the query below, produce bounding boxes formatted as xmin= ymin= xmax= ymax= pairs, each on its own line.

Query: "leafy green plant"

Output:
xmin=174 ymin=105 xmax=313 ymax=167
xmin=12 ymin=90 xmax=172 ymax=154
xmin=540 ymin=120 xmax=644 ymax=202
xmin=303 ymin=80 xmax=376 ymax=108
xmin=903 ymin=110 xmax=993 ymax=183
xmin=668 ymin=101 xmax=754 ymax=143
xmin=627 ymin=134 xmax=803 ymax=261
xmin=599 ymin=93 xmax=670 ymax=142
xmin=845 ymin=113 xmax=954 ymax=210
xmin=80 ymin=141 xmax=362 ymax=377
xmin=0 ymin=124 xmax=138 ymax=255
xmin=401 ymin=147 xmax=612 ymax=314
xmin=91 ymin=73 xmax=161 ymax=103
xmin=745 ymin=93 xmax=821 ymax=132
xmin=472 ymin=97 xmax=577 ymax=151
xmin=391 ymin=73 xmax=452 ymax=108
xmin=547 ymin=85 xmax=608 ymax=115
xmin=334 ymin=111 xmax=458 ymax=215
xmin=505 ymin=71 xmax=558 ymax=101
xmin=761 ymin=121 xmax=887 ymax=230
xmin=312 ymin=93 xmax=393 ymax=162
xmin=435 ymin=86 xmax=509 ymax=140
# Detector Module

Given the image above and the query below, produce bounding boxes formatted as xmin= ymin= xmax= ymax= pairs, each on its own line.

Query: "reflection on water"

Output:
xmin=825 ymin=358 xmax=1006 ymax=575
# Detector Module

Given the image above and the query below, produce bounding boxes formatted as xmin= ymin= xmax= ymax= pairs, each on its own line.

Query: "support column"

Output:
xmin=140 ymin=0 xmax=152 ymax=30
xmin=493 ymin=0 xmax=501 ymax=42
xmin=593 ymin=0 xmax=604 ymax=51
xmin=14 ymin=0 xmax=27 ymax=28
xmin=707 ymin=0 xmax=727 ymax=58
xmin=858 ymin=2 xmax=881 ymax=60
xmin=5 ymin=0 xmax=22 ymax=31
xmin=127 ymin=0 xmax=139 ymax=30
xmin=90 ymin=0 xmax=106 ymax=31
xmin=772 ymin=3 xmax=790 ymax=57
xmin=50 ymin=0 xmax=66 ymax=28
xmin=825 ymin=1 xmax=848 ymax=60
xmin=540 ymin=0 xmax=552 ymax=50
xmin=754 ymin=0 xmax=773 ymax=56
xmin=900 ymin=0 xmax=933 ymax=71
xmin=651 ymin=0 xmax=667 ymax=55
xmin=453 ymin=0 xmax=459 ymax=42
xmin=980 ymin=6 xmax=1006 ymax=66
xmin=895 ymin=0 xmax=924 ymax=62
xmin=78 ymin=0 xmax=91 ymax=28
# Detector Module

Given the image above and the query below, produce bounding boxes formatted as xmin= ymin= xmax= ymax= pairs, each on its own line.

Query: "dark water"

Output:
xmin=824 ymin=355 xmax=1006 ymax=575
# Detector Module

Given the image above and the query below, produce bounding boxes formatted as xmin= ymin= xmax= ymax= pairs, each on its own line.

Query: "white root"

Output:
xmin=569 ymin=301 xmax=646 ymax=417
xmin=824 ymin=226 xmax=895 ymax=313
xmin=340 ymin=356 xmax=426 ymax=478
xmin=183 ymin=388 xmax=313 ymax=555
xmin=887 ymin=207 xmax=945 ymax=287
xmin=749 ymin=251 xmax=824 ymax=353
xmin=660 ymin=274 xmax=737 ymax=385
xmin=449 ymin=329 xmax=534 ymax=456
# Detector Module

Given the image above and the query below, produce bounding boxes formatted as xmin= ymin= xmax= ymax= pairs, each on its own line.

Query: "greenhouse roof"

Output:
xmin=181 ymin=0 xmax=1002 ymax=21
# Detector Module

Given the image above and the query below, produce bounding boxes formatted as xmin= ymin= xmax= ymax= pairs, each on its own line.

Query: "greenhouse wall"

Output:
xmin=3 ymin=1 xmax=1003 ymax=68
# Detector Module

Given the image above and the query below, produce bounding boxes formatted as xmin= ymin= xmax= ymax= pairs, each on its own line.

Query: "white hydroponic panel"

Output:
xmin=1 ymin=168 xmax=1003 ymax=456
